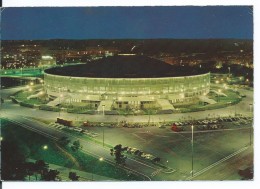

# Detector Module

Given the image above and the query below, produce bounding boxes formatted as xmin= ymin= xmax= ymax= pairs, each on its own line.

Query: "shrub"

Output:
xmin=20 ymin=102 xmax=35 ymax=108
xmin=39 ymin=105 xmax=60 ymax=112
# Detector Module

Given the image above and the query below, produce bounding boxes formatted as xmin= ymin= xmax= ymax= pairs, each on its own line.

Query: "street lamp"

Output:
xmin=40 ymin=79 xmax=44 ymax=87
xmin=59 ymin=93 xmax=63 ymax=117
xmin=92 ymin=157 xmax=104 ymax=181
xmin=166 ymin=160 xmax=169 ymax=167
xmin=248 ymin=103 xmax=253 ymax=146
xmin=43 ymin=145 xmax=48 ymax=150
xmin=217 ymin=89 xmax=221 ymax=102
xmin=102 ymin=104 xmax=105 ymax=116
xmin=191 ymin=125 xmax=194 ymax=177
xmin=249 ymin=104 xmax=253 ymax=113
xmin=101 ymin=123 xmax=105 ymax=147
xmin=249 ymin=125 xmax=253 ymax=146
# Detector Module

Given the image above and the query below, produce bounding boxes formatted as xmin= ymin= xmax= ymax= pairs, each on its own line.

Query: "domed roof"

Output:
xmin=45 ymin=55 xmax=207 ymax=78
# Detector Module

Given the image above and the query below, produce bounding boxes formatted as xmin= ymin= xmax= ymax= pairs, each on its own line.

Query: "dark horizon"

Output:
xmin=1 ymin=6 xmax=253 ymax=40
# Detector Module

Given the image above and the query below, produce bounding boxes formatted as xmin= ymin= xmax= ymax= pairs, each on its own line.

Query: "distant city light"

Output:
xmin=42 ymin=55 xmax=53 ymax=60
xmin=118 ymin=54 xmax=136 ymax=56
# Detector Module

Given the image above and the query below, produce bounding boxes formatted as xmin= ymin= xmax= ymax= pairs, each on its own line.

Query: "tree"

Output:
xmin=23 ymin=162 xmax=36 ymax=181
xmin=152 ymin=157 xmax=161 ymax=163
xmin=69 ymin=172 xmax=80 ymax=181
xmin=1 ymin=140 xmax=27 ymax=180
xmin=58 ymin=136 xmax=70 ymax=147
xmin=71 ymin=140 xmax=82 ymax=152
xmin=110 ymin=149 xmax=114 ymax=156
xmin=42 ymin=169 xmax=60 ymax=181
xmin=34 ymin=160 xmax=49 ymax=179
xmin=112 ymin=144 xmax=127 ymax=165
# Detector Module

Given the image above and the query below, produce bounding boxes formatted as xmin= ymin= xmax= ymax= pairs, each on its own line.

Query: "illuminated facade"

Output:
xmin=44 ymin=55 xmax=210 ymax=110
xmin=44 ymin=72 xmax=210 ymax=110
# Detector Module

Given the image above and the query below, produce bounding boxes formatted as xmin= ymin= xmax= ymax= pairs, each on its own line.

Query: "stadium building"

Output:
xmin=44 ymin=55 xmax=210 ymax=112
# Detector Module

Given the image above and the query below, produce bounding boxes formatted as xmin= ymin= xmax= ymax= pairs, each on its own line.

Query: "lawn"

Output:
xmin=14 ymin=90 xmax=48 ymax=105
xmin=66 ymin=148 xmax=144 ymax=181
xmin=1 ymin=118 xmax=76 ymax=169
xmin=1 ymin=118 xmax=144 ymax=181
xmin=176 ymin=88 xmax=241 ymax=113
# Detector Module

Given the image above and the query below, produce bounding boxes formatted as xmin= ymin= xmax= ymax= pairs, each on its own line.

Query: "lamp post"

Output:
xmin=191 ymin=125 xmax=194 ymax=177
xmin=40 ymin=79 xmax=44 ymax=87
xmin=249 ymin=104 xmax=252 ymax=113
xmin=235 ymin=103 xmax=237 ymax=116
xmin=166 ymin=160 xmax=169 ymax=168
xmin=148 ymin=110 xmax=151 ymax=126
xmin=249 ymin=104 xmax=253 ymax=146
xmin=43 ymin=145 xmax=48 ymax=150
xmin=59 ymin=93 xmax=63 ymax=117
xmin=234 ymin=87 xmax=238 ymax=116
xmin=217 ymin=89 xmax=221 ymax=102
xmin=101 ymin=123 xmax=104 ymax=147
xmin=92 ymin=157 xmax=104 ymax=181
xmin=250 ymin=126 xmax=252 ymax=146
xmin=102 ymin=104 xmax=105 ymax=116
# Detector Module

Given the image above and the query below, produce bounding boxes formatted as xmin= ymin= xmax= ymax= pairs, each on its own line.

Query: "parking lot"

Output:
xmin=78 ymin=116 xmax=253 ymax=180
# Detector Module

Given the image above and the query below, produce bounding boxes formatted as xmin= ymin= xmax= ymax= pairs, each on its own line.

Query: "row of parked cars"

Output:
xmin=169 ymin=116 xmax=253 ymax=131
xmin=173 ymin=116 xmax=252 ymax=126
xmin=122 ymin=123 xmax=158 ymax=128
xmin=197 ymin=124 xmax=223 ymax=130
xmin=124 ymin=146 xmax=160 ymax=162
xmin=49 ymin=122 xmax=67 ymax=129
xmin=49 ymin=122 xmax=99 ymax=138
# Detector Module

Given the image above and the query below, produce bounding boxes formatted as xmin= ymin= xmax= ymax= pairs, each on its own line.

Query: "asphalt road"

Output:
xmin=192 ymin=146 xmax=253 ymax=180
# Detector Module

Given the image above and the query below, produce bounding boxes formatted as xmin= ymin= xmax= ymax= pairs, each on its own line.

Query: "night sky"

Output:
xmin=1 ymin=6 xmax=253 ymax=40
